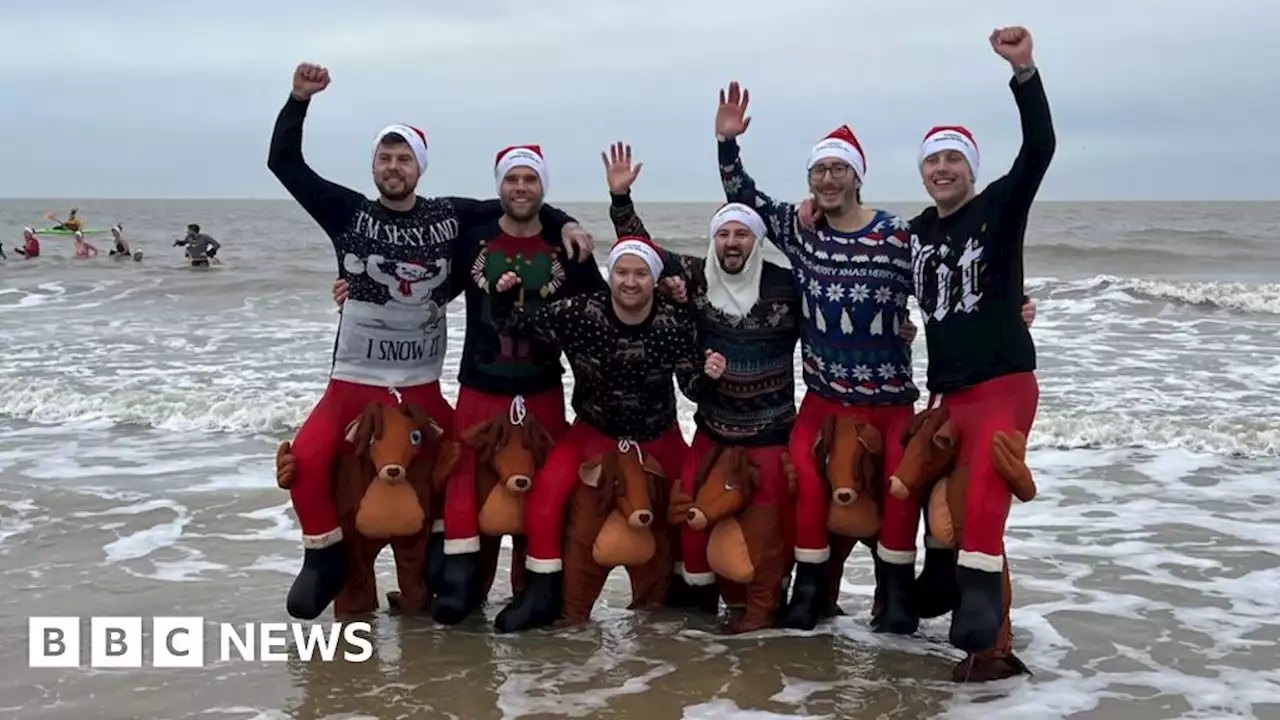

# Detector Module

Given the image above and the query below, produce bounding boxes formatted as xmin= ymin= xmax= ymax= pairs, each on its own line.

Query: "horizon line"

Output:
xmin=4 ymin=196 xmax=1279 ymax=204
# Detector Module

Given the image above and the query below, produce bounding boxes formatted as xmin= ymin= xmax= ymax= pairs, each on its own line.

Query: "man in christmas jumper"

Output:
xmin=326 ymin=145 xmax=607 ymax=624
xmin=602 ymin=142 xmax=800 ymax=619
xmin=879 ymin=27 xmax=1056 ymax=662
xmin=267 ymin=61 xmax=591 ymax=620
xmin=488 ymin=233 xmax=720 ymax=633
xmin=713 ymin=83 xmax=922 ymax=630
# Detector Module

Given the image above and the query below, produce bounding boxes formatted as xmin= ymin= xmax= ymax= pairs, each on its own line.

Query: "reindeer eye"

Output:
xmin=409 ymin=430 xmax=422 ymax=445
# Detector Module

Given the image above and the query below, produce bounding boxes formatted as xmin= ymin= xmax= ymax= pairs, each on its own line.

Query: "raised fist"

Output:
xmin=292 ymin=63 xmax=331 ymax=101
xmin=989 ymin=26 xmax=1033 ymax=66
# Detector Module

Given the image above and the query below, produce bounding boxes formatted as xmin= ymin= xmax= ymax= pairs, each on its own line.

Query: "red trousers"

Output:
xmin=289 ymin=379 xmax=454 ymax=548
xmin=878 ymin=372 xmax=1039 ymax=572
xmin=789 ymin=393 xmax=915 ymax=563
xmin=678 ymin=431 xmax=794 ymax=585
xmin=524 ymin=421 xmax=687 ymax=573
xmin=442 ymin=385 xmax=569 ymax=554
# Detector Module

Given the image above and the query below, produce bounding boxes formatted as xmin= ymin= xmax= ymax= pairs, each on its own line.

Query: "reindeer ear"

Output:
xmin=460 ymin=420 xmax=493 ymax=449
xmin=350 ymin=405 xmax=379 ymax=455
xmin=642 ymin=453 xmax=666 ymax=479
xmin=432 ymin=439 xmax=461 ymax=485
xmin=579 ymin=458 xmax=603 ymax=487
xmin=812 ymin=417 xmax=834 ymax=460
xmin=902 ymin=410 xmax=930 ymax=447
xmin=857 ymin=423 xmax=884 ymax=456
xmin=933 ymin=419 xmax=957 ymax=450
xmin=343 ymin=418 xmax=361 ymax=445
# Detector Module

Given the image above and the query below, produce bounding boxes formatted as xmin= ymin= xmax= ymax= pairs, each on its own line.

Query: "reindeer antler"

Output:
xmin=991 ymin=431 xmax=1037 ymax=502
xmin=275 ymin=441 xmax=295 ymax=490
xmin=780 ymin=452 xmax=798 ymax=498
xmin=667 ymin=478 xmax=697 ymax=525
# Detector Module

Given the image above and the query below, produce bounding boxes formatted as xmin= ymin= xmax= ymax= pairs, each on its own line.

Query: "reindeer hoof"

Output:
xmin=950 ymin=652 xmax=1032 ymax=683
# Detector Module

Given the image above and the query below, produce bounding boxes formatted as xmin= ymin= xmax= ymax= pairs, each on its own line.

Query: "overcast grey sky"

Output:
xmin=0 ymin=0 xmax=1274 ymax=202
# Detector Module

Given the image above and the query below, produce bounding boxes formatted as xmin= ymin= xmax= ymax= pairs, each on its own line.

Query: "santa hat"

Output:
xmin=918 ymin=125 xmax=980 ymax=179
xmin=606 ymin=235 xmax=664 ymax=277
xmin=708 ymin=202 xmax=766 ymax=240
xmin=373 ymin=124 xmax=429 ymax=173
xmin=494 ymin=145 xmax=548 ymax=193
xmin=807 ymin=125 xmax=867 ymax=180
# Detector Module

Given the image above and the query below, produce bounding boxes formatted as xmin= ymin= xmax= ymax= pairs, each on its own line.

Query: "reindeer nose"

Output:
xmin=384 ymin=466 xmax=402 ymax=479
xmin=686 ymin=508 xmax=707 ymax=531
xmin=508 ymin=475 xmax=531 ymax=492
xmin=630 ymin=510 xmax=653 ymax=528
xmin=833 ymin=488 xmax=855 ymax=505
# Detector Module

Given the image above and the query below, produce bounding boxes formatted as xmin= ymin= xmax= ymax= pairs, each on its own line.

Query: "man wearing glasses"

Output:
xmin=713 ymin=83 xmax=921 ymax=631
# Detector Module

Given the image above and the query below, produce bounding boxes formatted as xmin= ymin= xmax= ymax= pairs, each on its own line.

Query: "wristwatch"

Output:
xmin=1013 ymin=62 xmax=1037 ymax=79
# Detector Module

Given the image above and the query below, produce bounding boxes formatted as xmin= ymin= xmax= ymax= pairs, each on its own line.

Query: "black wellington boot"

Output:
xmin=915 ymin=547 xmax=960 ymax=619
xmin=424 ymin=532 xmax=446 ymax=593
xmin=778 ymin=561 xmax=830 ymax=630
xmin=494 ymin=570 xmax=563 ymax=633
xmin=286 ymin=544 xmax=345 ymax=620
xmin=875 ymin=560 xmax=920 ymax=635
xmin=665 ymin=574 xmax=720 ymax=614
xmin=951 ymin=566 xmax=1004 ymax=653
xmin=431 ymin=552 xmax=481 ymax=625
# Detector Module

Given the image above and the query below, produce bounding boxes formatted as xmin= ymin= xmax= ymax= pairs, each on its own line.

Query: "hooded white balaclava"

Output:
xmin=703 ymin=203 xmax=767 ymax=316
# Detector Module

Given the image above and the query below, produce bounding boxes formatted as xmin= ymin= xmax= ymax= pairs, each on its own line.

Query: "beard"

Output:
xmin=501 ymin=197 xmax=541 ymax=222
xmin=718 ymin=252 xmax=746 ymax=274
xmin=375 ymin=172 xmax=416 ymax=202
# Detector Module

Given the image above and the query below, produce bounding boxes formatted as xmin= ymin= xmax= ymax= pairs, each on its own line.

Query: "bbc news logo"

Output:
xmin=28 ymin=617 xmax=373 ymax=668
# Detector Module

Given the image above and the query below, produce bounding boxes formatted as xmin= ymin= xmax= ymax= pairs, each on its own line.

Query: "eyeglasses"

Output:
xmin=808 ymin=163 xmax=852 ymax=180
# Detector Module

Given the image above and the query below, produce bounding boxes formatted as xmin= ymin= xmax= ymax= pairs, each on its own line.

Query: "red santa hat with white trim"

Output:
xmin=373 ymin=124 xmax=429 ymax=173
xmin=494 ymin=145 xmax=548 ymax=193
xmin=606 ymin=235 xmax=665 ymax=277
xmin=807 ymin=125 xmax=867 ymax=180
xmin=918 ymin=125 xmax=980 ymax=179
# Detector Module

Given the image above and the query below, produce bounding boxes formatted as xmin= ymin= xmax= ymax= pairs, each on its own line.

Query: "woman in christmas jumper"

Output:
xmin=267 ymin=62 xmax=590 ymax=620
xmin=602 ymin=142 xmax=800 ymax=618
xmin=880 ymin=26 xmax=1055 ymax=661
xmin=489 ymin=233 xmax=719 ymax=633
xmin=713 ymin=83 xmax=919 ymax=630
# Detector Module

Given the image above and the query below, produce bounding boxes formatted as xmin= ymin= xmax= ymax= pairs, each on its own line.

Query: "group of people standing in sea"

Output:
xmin=270 ymin=24 xmax=1054 ymax=684
xmin=6 ymin=207 xmax=222 ymax=266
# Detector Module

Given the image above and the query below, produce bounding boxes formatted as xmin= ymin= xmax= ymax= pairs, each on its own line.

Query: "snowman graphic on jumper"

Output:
xmin=331 ymin=253 xmax=451 ymax=385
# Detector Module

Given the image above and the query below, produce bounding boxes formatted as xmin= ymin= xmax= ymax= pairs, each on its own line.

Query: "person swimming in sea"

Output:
xmin=72 ymin=231 xmax=99 ymax=258
xmin=108 ymin=224 xmax=132 ymax=257
xmin=14 ymin=228 xmax=40 ymax=258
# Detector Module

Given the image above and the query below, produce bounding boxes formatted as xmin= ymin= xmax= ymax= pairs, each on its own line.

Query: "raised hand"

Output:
xmin=989 ymin=26 xmax=1033 ymax=66
xmin=292 ymin=62 xmax=331 ymax=101
xmin=601 ymin=142 xmax=643 ymax=195
xmin=715 ymin=82 xmax=751 ymax=139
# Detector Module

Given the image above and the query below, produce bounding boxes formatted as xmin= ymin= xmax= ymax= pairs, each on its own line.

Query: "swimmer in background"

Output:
xmin=108 ymin=224 xmax=132 ymax=257
xmin=14 ymin=228 xmax=40 ymax=258
xmin=72 ymin=231 xmax=99 ymax=258
xmin=174 ymin=223 xmax=221 ymax=266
